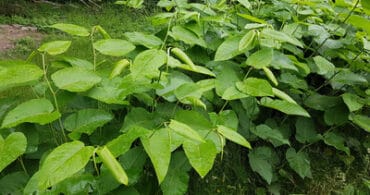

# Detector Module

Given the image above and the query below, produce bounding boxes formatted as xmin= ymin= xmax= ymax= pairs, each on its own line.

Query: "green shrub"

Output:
xmin=0 ymin=0 xmax=369 ymax=194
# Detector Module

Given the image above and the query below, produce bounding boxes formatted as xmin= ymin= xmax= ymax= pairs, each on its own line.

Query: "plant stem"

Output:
xmin=91 ymin=27 xmax=97 ymax=71
xmin=41 ymin=54 xmax=67 ymax=142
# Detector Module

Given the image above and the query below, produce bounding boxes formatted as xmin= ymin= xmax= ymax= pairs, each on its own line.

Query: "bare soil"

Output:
xmin=0 ymin=24 xmax=43 ymax=52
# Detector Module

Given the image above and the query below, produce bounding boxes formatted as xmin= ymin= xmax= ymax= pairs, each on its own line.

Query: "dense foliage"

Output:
xmin=0 ymin=0 xmax=369 ymax=194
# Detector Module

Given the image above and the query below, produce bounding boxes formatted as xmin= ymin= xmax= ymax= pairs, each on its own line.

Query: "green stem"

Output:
xmin=91 ymin=27 xmax=97 ymax=71
xmin=42 ymin=54 xmax=67 ymax=142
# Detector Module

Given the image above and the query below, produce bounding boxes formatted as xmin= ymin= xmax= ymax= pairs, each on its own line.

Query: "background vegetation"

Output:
xmin=0 ymin=0 xmax=369 ymax=194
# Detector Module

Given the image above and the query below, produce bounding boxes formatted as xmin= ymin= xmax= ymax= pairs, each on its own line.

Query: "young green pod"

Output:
xmin=171 ymin=47 xmax=196 ymax=70
xmin=110 ymin=59 xmax=130 ymax=79
xmin=97 ymin=146 xmax=128 ymax=185
xmin=94 ymin=25 xmax=111 ymax=39
xmin=272 ymin=88 xmax=297 ymax=104
xmin=262 ymin=67 xmax=278 ymax=86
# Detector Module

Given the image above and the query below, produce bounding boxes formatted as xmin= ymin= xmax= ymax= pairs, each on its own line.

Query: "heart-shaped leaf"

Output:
xmin=0 ymin=132 xmax=27 ymax=172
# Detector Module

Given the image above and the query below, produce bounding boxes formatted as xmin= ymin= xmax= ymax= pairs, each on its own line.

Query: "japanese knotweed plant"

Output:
xmin=0 ymin=0 xmax=369 ymax=194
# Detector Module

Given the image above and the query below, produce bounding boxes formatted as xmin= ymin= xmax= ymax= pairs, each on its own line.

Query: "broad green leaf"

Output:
xmin=304 ymin=93 xmax=341 ymax=111
xmin=51 ymin=23 xmax=90 ymax=36
xmin=347 ymin=15 xmax=370 ymax=34
xmin=0 ymin=132 xmax=27 ymax=172
xmin=63 ymin=109 xmax=113 ymax=138
xmin=51 ymin=67 xmax=101 ymax=92
xmin=107 ymin=126 xmax=150 ymax=157
xmin=119 ymin=147 xmax=147 ymax=185
xmin=93 ymin=39 xmax=135 ymax=57
xmin=236 ymin=78 xmax=273 ymax=97
xmin=0 ymin=172 xmax=29 ymax=194
xmin=323 ymin=132 xmax=350 ymax=155
xmin=260 ymin=97 xmax=310 ymax=117
xmin=169 ymin=26 xmax=206 ymax=47
xmin=272 ymin=88 xmax=296 ymax=104
xmin=183 ymin=139 xmax=217 ymax=178
xmin=313 ymin=56 xmax=335 ymax=77
xmin=295 ymin=117 xmax=321 ymax=144
xmin=0 ymin=61 xmax=43 ymax=92
xmin=120 ymin=108 xmax=159 ymax=132
xmin=213 ymin=61 xmax=243 ymax=97
xmin=38 ymin=41 xmax=71 ymax=55
xmin=217 ymin=125 xmax=251 ymax=148
xmin=261 ymin=29 xmax=303 ymax=48
xmin=174 ymin=83 xmax=205 ymax=108
xmin=331 ymin=69 xmax=368 ymax=86
xmin=141 ymin=128 xmax=171 ymax=184
xmin=116 ymin=0 xmax=144 ymax=8
xmin=323 ymin=105 xmax=349 ymax=126
xmin=248 ymin=147 xmax=278 ymax=184
xmin=342 ymin=93 xmax=365 ymax=112
xmin=59 ymin=56 xmax=94 ymax=70
xmin=37 ymin=141 xmax=94 ymax=190
xmin=239 ymin=30 xmax=256 ymax=51
xmin=251 ymin=124 xmax=290 ymax=146
xmin=215 ymin=36 xmax=243 ymax=61
xmin=246 ymin=48 xmax=273 ymax=69
xmin=160 ymin=151 xmax=191 ymax=195
xmin=168 ymin=120 xmax=205 ymax=143
xmin=157 ymin=71 xmax=193 ymax=102
xmin=97 ymin=146 xmax=129 ymax=185
xmin=124 ymin=32 xmax=163 ymax=48
xmin=270 ymin=52 xmax=298 ymax=71
xmin=49 ymin=174 xmax=94 ymax=195
xmin=1 ymin=98 xmax=60 ymax=128
xmin=349 ymin=114 xmax=370 ymax=132
xmin=130 ymin=49 xmax=167 ymax=78
xmin=286 ymin=148 xmax=312 ymax=179
xmin=86 ymin=77 xmax=129 ymax=105
xmin=210 ymin=110 xmax=239 ymax=130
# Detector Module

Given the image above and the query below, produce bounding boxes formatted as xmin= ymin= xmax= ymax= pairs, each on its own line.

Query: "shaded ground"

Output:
xmin=0 ymin=24 xmax=43 ymax=52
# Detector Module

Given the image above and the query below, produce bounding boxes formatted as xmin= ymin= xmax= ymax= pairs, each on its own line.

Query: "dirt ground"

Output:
xmin=0 ymin=24 xmax=43 ymax=52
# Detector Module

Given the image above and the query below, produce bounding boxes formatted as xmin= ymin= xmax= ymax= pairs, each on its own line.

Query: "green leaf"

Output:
xmin=260 ymin=97 xmax=310 ymax=117
xmin=0 ymin=172 xmax=29 ymax=194
xmin=213 ymin=61 xmax=243 ymax=97
xmin=0 ymin=61 xmax=43 ymax=92
xmin=236 ymin=78 xmax=273 ymax=97
xmin=251 ymin=124 xmax=290 ymax=146
xmin=93 ymin=39 xmax=135 ymax=57
xmin=304 ymin=93 xmax=341 ymax=111
xmin=0 ymin=132 xmax=27 ymax=172
xmin=119 ymin=147 xmax=147 ymax=185
xmin=50 ymin=23 xmax=90 ymax=36
xmin=97 ymin=146 xmax=129 ymax=185
xmin=59 ymin=56 xmax=94 ymax=70
xmin=295 ymin=117 xmax=321 ymax=144
xmin=217 ymin=125 xmax=251 ymax=149
xmin=342 ymin=93 xmax=365 ymax=112
xmin=169 ymin=26 xmax=206 ymax=47
xmin=130 ymin=49 xmax=167 ymax=78
xmin=49 ymin=174 xmax=94 ymax=194
xmin=120 ymin=108 xmax=159 ymax=132
xmin=141 ymin=128 xmax=171 ymax=184
xmin=323 ymin=132 xmax=350 ymax=155
xmin=51 ymin=67 xmax=101 ymax=92
xmin=183 ymin=139 xmax=217 ymax=178
xmin=1 ymin=98 xmax=60 ymax=128
xmin=323 ymin=105 xmax=349 ymax=126
xmin=124 ymin=32 xmax=163 ymax=48
xmin=86 ymin=77 xmax=129 ymax=105
xmin=246 ymin=48 xmax=273 ymax=69
xmin=239 ymin=30 xmax=256 ymax=51
xmin=248 ymin=147 xmax=278 ymax=184
xmin=347 ymin=15 xmax=370 ymax=34
xmin=261 ymin=28 xmax=303 ymax=48
xmin=157 ymin=71 xmax=193 ymax=102
xmin=349 ymin=114 xmax=370 ymax=132
xmin=313 ymin=56 xmax=335 ymax=77
xmin=63 ymin=109 xmax=113 ymax=138
xmin=37 ymin=141 xmax=94 ymax=190
xmin=38 ymin=41 xmax=72 ymax=55
xmin=169 ymin=120 xmax=205 ymax=143
xmin=107 ymin=126 xmax=150 ymax=157
xmin=237 ymin=13 xmax=267 ymax=24
xmin=160 ymin=151 xmax=191 ymax=195
xmin=286 ymin=148 xmax=312 ymax=179
xmin=215 ymin=36 xmax=243 ymax=61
